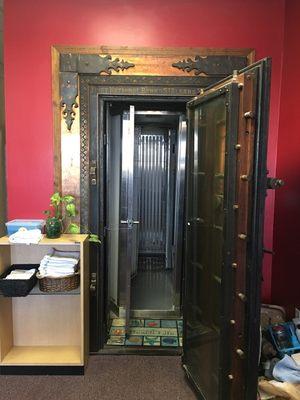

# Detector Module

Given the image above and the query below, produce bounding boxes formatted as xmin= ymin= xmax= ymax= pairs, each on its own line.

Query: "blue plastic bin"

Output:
xmin=5 ymin=219 xmax=45 ymax=236
xmin=269 ymin=322 xmax=300 ymax=357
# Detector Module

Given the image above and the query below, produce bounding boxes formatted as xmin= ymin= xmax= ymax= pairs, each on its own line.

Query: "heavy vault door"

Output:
xmin=183 ymin=59 xmax=271 ymax=400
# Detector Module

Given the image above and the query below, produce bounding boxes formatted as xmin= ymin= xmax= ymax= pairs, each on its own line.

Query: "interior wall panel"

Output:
xmin=0 ymin=0 xmax=6 ymax=236
xmin=272 ymin=0 xmax=300 ymax=312
xmin=138 ymin=129 xmax=168 ymax=255
xmin=4 ymin=0 xmax=286 ymax=301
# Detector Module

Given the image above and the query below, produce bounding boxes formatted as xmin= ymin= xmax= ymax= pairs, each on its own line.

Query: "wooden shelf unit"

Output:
xmin=0 ymin=234 xmax=89 ymax=375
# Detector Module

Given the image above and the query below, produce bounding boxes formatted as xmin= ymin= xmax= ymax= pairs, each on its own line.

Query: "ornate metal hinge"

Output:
xmin=60 ymin=72 xmax=78 ymax=131
xmin=98 ymin=55 xmax=135 ymax=74
xmin=77 ymin=54 xmax=135 ymax=75
xmin=59 ymin=53 xmax=135 ymax=130
xmin=172 ymin=55 xmax=247 ymax=76
xmin=60 ymin=53 xmax=135 ymax=75
xmin=172 ymin=56 xmax=205 ymax=75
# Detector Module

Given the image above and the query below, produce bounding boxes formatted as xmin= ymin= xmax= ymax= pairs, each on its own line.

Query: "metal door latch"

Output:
xmin=120 ymin=219 xmax=139 ymax=228
xmin=90 ymin=161 xmax=97 ymax=186
xmin=267 ymin=177 xmax=284 ymax=189
xmin=90 ymin=272 xmax=97 ymax=293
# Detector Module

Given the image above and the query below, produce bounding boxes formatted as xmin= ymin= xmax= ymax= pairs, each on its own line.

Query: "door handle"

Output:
xmin=120 ymin=219 xmax=139 ymax=227
xmin=267 ymin=177 xmax=284 ymax=189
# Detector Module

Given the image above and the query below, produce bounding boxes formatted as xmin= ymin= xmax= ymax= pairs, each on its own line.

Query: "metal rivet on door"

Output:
xmin=237 ymin=293 xmax=247 ymax=302
xmin=236 ymin=349 xmax=246 ymax=359
xmin=244 ymin=111 xmax=254 ymax=118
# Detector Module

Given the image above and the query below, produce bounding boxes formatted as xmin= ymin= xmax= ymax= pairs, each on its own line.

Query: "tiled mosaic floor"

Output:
xmin=107 ymin=318 xmax=183 ymax=347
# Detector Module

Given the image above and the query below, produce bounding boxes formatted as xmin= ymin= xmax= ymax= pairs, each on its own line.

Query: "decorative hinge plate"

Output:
xmin=90 ymin=161 xmax=97 ymax=186
xmin=90 ymin=272 xmax=97 ymax=293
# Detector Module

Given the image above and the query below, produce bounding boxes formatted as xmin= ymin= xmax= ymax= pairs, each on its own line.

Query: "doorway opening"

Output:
xmin=104 ymin=100 xmax=186 ymax=348
xmin=83 ymin=58 xmax=271 ymax=398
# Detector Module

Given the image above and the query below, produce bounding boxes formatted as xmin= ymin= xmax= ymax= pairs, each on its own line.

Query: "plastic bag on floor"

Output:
xmin=273 ymin=355 xmax=300 ymax=384
xmin=259 ymin=378 xmax=300 ymax=400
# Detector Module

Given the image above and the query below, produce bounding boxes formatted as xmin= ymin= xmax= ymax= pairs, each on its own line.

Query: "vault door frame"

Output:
xmin=53 ymin=46 xmax=255 ymax=352
xmin=89 ymin=93 xmax=193 ymax=349
xmin=173 ymin=115 xmax=187 ymax=309
xmin=119 ymin=105 xmax=138 ymax=335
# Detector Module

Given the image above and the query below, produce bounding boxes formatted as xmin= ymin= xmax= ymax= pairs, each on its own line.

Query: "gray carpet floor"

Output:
xmin=0 ymin=355 xmax=196 ymax=400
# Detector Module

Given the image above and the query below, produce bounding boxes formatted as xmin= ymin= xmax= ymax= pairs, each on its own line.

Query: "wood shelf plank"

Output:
xmin=0 ymin=234 xmax=89 ymax=246
xmin=1 ymin=346 xmax=82 ymax=365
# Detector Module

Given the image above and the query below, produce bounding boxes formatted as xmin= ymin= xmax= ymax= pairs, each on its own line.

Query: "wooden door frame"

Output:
xmin=51 ymin=45 xmax=255 ymax=354
xmin=52 ymin=45 xmax=254 ymax=207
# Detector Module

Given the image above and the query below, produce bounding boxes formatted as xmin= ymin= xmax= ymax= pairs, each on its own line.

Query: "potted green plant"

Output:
xmin=44 ymin=192 xmax=100 ymax=243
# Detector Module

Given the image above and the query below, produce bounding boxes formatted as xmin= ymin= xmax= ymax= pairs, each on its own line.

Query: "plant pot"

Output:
xmin=45 ymin=218 xmax=62 ymax=239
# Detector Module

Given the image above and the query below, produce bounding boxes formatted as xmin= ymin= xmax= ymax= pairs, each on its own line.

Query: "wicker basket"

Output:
xmin=36 ymin=271 xmax=80 ymax=293
xmin=0 ymin=264 xmax=39 ymax=297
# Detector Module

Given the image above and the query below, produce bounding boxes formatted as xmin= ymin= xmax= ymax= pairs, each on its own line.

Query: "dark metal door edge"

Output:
xmin=182 ymin=363 xmax=206 ymax=400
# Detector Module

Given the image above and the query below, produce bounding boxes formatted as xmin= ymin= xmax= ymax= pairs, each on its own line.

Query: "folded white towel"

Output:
xmin=42 ymin=255 xmax=78 ymax=263
xmin=39 ymin=267 xmax=76 ymax=275
xmin=40 ymin=255 xmax=79 ymax=270
xmin=40 ymin=262 xmax=77 ymax=269
xmin=40 ymin=261 xmax=77 ymax=268
xmin=9 ymin=228 xmax=43 ymax=245
xmin=38 ymin=252 xmax=79 ymax=278
xmin=39 ymin=271 xmax=76 ymax=278
xmin=42 ymin=260 xmax=77 ymax=265
xmin=49 ymin=256 xmax=79 ymax=262
xmin=5 ymin=269 xmax=36 ymax=280
xmin=40 ymin=264 xmax=76 ymax=270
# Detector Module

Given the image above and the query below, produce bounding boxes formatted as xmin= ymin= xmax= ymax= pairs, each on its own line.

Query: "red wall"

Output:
xmin=272 ymin=0 xmax=300 ymax=311
xmin=4 ymin=0 xmax=286 ymax=301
